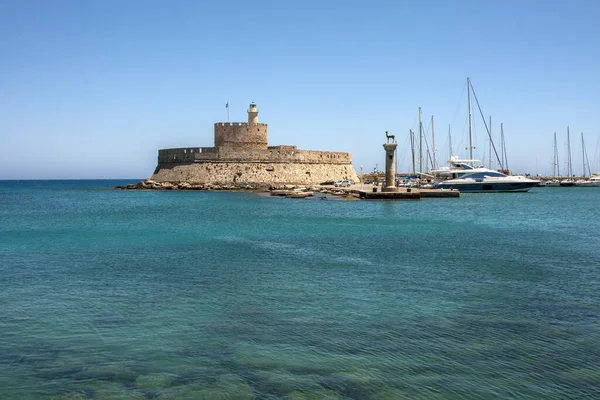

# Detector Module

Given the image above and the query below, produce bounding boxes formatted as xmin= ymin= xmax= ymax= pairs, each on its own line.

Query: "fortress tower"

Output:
xmin=214 ymin=102 xmax=268 ymax=150
xmin=248 ymin=102 xmax=259 ymax=124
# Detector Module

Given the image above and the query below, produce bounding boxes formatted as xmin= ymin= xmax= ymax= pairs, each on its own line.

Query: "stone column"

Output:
xmin=383 ymin=142 xmax=399 ymax=192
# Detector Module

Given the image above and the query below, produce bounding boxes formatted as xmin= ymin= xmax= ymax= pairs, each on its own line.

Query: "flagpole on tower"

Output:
xmin=226 ymin=101 xmax=230 ymax=122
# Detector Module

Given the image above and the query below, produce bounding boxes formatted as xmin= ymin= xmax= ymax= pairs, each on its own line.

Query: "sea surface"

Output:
xmin=1 ymin=180 xmax=599 ymax=399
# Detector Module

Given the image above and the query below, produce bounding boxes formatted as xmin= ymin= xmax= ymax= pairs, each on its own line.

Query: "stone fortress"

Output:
xmin=151 ymin=102 xmax=359 ymax=186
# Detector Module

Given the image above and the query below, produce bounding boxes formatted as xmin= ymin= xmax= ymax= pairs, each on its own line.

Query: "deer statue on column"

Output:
xmin=385 ymin=131 xmax=395 ymax=143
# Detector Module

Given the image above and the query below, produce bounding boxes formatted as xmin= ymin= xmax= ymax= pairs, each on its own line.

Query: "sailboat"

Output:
xmin=560 ymin=127 xmax=575 ymax=186
xmin=545 ymin=132 xmax=561 ymax=186
xmin=575 ymin=174 xmax=600 ymax=187
xmin=431 ymin=78 xmax=540 ymax=192
xmin=574 ymin=132 xmax=600 ymax=186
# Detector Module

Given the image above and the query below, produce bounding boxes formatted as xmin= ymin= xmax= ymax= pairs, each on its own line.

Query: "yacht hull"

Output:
xmin=575 ymin=182 xmax=600 ymax=187
xmin=430 ymin=157 xmax=539 ymax=193
xmin=434 ymin=181 xmax=538 ymax=192
xmin=559 ymin=181 xmax=575 ymax=187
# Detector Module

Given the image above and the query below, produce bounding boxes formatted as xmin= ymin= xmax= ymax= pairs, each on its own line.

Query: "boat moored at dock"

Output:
xmin=575 ymin=175 xmax=600 ymax=187
xmin=431 ymin=157 xmax=540 ymax=192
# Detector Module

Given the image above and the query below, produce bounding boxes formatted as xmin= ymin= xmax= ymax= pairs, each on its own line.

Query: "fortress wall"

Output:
xmin=158 ymin=147 xmax=217 ymax=163
xmin=290 ymin=149 xmax=352 ymax=163
xmin=214 ymin=122 xmax=268 ymax=150
xmin=151 ymin=161 xmax=359 ymax=185
xmin=265 ymin=146 xmax=351 ymax=162
xmin=268 ymin=145 xmax=297 ymax=151
xmin=207 ymin=148 xmax=352 ymax=164
xmin=159 ymin=147 xmax=353 ymax=164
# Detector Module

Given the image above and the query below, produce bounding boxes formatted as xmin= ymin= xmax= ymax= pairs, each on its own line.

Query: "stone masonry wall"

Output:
xmin=151 ymin=160 xmax=359 ymax=185
xmin=158 ymin=147 xmax=218 ymax=163
xmin=158 ymin=147 xmax=352 ymax=164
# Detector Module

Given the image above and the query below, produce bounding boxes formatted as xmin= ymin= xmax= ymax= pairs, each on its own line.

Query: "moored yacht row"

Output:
xmin=403 ymin=78 xmax=539 ymax=193
xmin=393 ymin=78 xmax=597 ymax=193
xmin=540 ymin=175 xmax=600 ymax=187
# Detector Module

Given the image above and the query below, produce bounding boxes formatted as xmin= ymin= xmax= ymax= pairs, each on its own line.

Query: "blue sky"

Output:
xmin=1 ymin=0 xmax=599 ymax=179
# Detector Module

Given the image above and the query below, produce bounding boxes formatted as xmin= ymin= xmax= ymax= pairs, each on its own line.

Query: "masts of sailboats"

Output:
xmin=468 ymin=77 xmax=504 ymax=170
xmin=500 ymin=123 xmax=509 ymax=172
xmin=582 ymin=132 xmax=591 ymax=177
xmin=467 ymin=77 xmax=474 ymax=160
xmin=553 ymin=132 xmax=560 ymax=178
xmin=559 ymin=127 xmax=575 ymax=187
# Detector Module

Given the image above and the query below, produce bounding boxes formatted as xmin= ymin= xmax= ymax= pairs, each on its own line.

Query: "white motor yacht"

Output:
xmin=431 ymin=157 xmax=540 ymax=192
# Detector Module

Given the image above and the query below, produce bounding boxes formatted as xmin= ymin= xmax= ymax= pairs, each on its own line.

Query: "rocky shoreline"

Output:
xmin=115 ymin=179 xmax=360 ymax=200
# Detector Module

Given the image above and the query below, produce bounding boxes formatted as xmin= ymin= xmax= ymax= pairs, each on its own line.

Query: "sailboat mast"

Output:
xmin=585 ymin=133 xmax=591 ymax=177
xmin=580 ymin=132 xmax=592 ymax=177
xmin=500 ymin=123 xmax=504 ymax=170
xmin=410 ymin=129 xmax=416 ymax=175
xmin=418 ymin=107 xmax=423 ymax=172
xmin=581 ymin=132 xmax=585 ymax=178
xmin=581 ymin=132 xmax=586 ymax=177
xmin=504 ymin=125 xmax=509 ymax=171
xmin=553 ymin=132 xmax=559 ymax=178
xmin=431 ymin=115 xmax=437 ymax=170
xmin=567 ymin=126 xmax=572 ymax=178
xmin=467 ymin=77 xmax=473 ymax=160
xmin=488 ymin=116 xmax=492 ymax=169
xmin=448 ymin=125 xmax=453 ymax=160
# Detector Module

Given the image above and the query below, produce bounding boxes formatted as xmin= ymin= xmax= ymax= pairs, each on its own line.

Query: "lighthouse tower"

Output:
xmin=248 ymin=102 xmax=259 ymax=124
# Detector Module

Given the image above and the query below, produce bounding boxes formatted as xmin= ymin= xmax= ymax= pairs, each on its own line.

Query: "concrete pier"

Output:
xmin=419 ymin=188 xmax=460 ymax=198
xmin=358 ymin=187 xmax=459 ymax=200
xmin=360 ymin=188 xmax=419 ymax=200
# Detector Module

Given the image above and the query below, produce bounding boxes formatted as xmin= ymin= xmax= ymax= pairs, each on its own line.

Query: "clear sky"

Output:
xmin=1 ymin=0 xmax=599 ymax=179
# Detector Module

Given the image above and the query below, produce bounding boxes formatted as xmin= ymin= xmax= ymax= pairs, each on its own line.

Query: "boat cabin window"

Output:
xmin=457 ymin=163 xmax=475 ymax=170
xmin=467 ymin=172 xmax=506 ymax=179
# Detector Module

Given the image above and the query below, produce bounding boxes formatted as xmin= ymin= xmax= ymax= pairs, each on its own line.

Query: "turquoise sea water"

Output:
xmin=1 ymin=180 xmax=599 ymax=399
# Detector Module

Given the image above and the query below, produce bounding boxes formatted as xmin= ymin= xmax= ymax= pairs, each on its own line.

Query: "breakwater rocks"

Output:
xmin=115 ymin=180 xmax=360 ymax=199
xmin=115 ymin=179 xmax=270 ymax=191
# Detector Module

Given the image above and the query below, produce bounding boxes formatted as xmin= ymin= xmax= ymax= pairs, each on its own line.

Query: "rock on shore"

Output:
xmin=114 ymin=179 xmax=359 ymax=199
xmin=115 ymin=179 xmax=269 ymax=191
